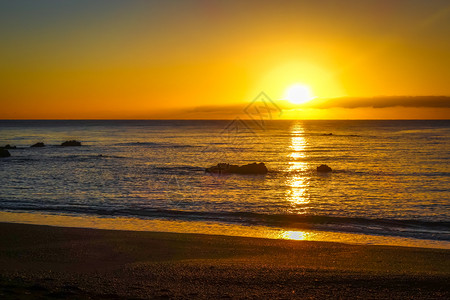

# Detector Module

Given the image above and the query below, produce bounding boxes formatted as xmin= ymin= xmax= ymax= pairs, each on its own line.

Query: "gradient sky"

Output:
xmin=1 ymin=0 xmax=449 ymax=119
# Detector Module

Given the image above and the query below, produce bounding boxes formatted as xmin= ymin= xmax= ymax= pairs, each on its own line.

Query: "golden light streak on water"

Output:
xmin=286 ymin=123 xmax=310 ymax=206
xmin=278 ymin=230 xmax=310 ymax=241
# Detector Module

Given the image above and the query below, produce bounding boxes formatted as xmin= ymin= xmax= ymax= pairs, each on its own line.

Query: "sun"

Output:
xmin=284 ymin=84 xmax=315 ymax=105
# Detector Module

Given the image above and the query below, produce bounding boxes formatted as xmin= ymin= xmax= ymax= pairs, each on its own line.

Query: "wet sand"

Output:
xmin=0 ymin=222 xmax=449 ymax=299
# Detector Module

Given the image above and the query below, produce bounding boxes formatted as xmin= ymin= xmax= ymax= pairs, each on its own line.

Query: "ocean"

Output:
xmin=0 ymin=120 xmax=449 ymax=248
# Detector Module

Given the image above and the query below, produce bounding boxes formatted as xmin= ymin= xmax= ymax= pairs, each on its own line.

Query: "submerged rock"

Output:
xmin=31 ymin=142 xmax=45 ymax=147
xmin=0 ymin=149 xmax=11 ymax=157
xmin=205 ymin=162 xmax=268 ymax=175
xmin=61 ymin=140 xmax=81 ymax=146
xmin=317 ymin=164 xmax=332 ymax=172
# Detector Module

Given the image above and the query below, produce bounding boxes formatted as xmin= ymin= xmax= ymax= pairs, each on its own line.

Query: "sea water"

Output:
xmin=0 ymin=120 xmax=449 ymax=248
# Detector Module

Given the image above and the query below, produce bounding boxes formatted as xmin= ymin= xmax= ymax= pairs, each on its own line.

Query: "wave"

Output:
xmin=153 ymin=166 xmax=205 ymax=174
xmin=3 ymin=154 xmax=128 ymax=163
xmin=395 ymin=128 xmax=450 ymax=135
xmin=278 ymin=168 xmax=450 ymax=178
xmin=1 ymin=205 xmax=448 ymax=241
xmin=276 ymin=133 xmax=365 ymax=138
xmin=115 ymin=142 xmax=199 ymax=148
xmin=317 ymin=133 xmax=363 ymax=137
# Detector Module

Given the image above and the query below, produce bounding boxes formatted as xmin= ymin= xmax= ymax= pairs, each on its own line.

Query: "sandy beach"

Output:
xmin=0 ymin=222 xmax=448 ymax=299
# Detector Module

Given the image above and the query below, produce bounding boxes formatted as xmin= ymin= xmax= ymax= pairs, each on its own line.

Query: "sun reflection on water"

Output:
xmin=286 ymin=123 xmax=310 ymax=207
xmin=278 ymin=230 xmax=311 ymax=241
xmin=1 ymin=211 xmax=448 ymax=249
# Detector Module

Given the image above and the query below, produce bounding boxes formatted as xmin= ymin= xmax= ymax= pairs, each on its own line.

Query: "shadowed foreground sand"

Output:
xmin=0 ymin=222 xmax=449 ymax=299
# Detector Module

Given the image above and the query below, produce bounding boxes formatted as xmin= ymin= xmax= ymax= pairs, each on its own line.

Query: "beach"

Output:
xmin=2 ymin=0 xmax=450 ymax=298
xmin=0 ymin=222 xmax=448 ymax=299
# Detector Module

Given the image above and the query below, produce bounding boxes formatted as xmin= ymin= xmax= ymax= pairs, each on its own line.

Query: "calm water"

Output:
xmin=0 ymin=120 xmax=449 ymax=246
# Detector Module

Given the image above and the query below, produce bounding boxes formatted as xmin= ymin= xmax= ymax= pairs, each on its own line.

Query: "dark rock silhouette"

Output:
xmin=323 ymin=133 xmax=333 ymax=136
xmin=3 ymin=144 xmax=16 ymax=149
xmin=61 ymin=140 xmax=81 ymax=146
xmin=317 ymin=164 xmax=332 ymax=172
xmin=206 ymin=162 xmax=268 ymax=175
xmin=31 ymin=142 xmax=45 ymax=148
xmin=0 ymin=149 xmax=11 ymax=157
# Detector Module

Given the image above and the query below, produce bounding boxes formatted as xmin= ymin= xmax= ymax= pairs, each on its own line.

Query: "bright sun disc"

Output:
xmin=284 ymin=84 xmax=315 ymax=104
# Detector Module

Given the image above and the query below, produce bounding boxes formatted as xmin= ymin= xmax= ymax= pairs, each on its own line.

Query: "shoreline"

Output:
xmin=1 ymin=210 xmax=449 ymax=250
xmin=0 ymin=222 xmax=449 ymax=298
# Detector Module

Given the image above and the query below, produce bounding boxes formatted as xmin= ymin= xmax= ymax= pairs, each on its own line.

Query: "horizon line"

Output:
xmin=1 ymin=118 xmax=449 ymax=121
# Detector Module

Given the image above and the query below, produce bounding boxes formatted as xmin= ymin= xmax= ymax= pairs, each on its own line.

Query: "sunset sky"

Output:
xmin=1 ymin=0 xmax=449 ymax=119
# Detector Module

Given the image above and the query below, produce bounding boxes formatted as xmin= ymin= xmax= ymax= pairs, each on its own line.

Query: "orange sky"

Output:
xmin=1 ymin=0 xmax=449 ymax=119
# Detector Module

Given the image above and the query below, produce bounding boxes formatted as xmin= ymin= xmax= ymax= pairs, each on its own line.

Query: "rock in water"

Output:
xmin=205 ymin=162 xmax=268 ymax=175
xmin=31 ymin=142 xmax=45 ymax=147
xmin=236 ymin=162 xmax=268 ymax=174
xmin=0 ymin=149 xmax=11 ymax=157
xmin=317 ymin=164 xmax=332 ymax=172
xmin=61 ymin=140 xmax=81 ymax=146
xmin=205 ymin=163 xmax=232 ymax=174
xmin=3 ymin=144 xmax=16 ymax=149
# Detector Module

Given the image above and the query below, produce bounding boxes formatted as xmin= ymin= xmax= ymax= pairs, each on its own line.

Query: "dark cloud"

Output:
xmin=177 ymin=96 xmax=450 ymax=116
xmin=144 ymin=104 xmax=247 ymax=119
xmin=140 ymin=96 xmax=450 ymax=119
xmin=305 ymin=96 xmax=450 ymax=109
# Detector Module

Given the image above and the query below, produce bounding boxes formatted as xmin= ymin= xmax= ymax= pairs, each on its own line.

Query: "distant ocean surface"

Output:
xmin=1 ymin=120 xmax=449 ymax=247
